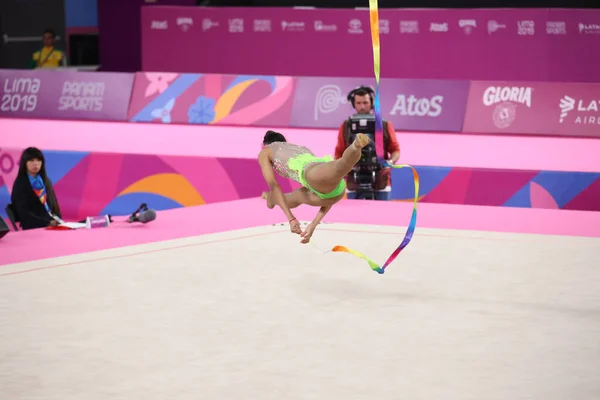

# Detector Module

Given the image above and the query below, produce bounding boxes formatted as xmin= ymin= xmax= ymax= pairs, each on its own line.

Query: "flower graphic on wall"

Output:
xmin=188 ymin=96 xmax=216 ymax=124
xmin=144 ymin=73 xmax=179 ymax=97
xmin=151 ymin=98 xmax=176 ymax=123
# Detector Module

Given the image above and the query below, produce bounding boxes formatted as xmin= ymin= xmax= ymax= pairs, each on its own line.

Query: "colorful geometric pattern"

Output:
xmin=2 ymin=149 xmax=600 ymax=222
xmin=391 ymin=167 xmax=600 ymax=211
xmin=0 ymin=149 xmax=301 ymax=221
xmin=127 ymin=73 xmax=296 ymax=127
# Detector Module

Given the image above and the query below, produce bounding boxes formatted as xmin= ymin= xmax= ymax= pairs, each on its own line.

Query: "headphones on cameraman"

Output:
xmin=347 ymin=85 xmax=375 ymax=109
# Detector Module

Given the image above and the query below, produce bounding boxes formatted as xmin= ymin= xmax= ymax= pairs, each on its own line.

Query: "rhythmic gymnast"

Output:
xmin=259 ymin=130 xmax=370 ymax=244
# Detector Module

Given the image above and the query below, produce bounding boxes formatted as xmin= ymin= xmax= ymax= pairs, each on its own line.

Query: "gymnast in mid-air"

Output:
xmin=259 ymin=130 xmax=370 ymax=244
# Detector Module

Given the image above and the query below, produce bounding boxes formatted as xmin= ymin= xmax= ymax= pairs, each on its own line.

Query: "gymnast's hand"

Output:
xmin=289 ymin=218 xmax=302 ymax=235
xmin=300 ymin=223 xmax=316 ymax=244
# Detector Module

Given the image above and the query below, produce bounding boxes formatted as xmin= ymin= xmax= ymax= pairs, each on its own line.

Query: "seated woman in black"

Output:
xmin=11 ymin=147 xmax=63 ymax=230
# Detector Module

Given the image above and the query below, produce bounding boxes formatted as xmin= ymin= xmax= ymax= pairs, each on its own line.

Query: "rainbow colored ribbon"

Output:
xmin=327 ymin=1 xmax=421 ymax=274
xmin=368 ymin=0 xmax=385 ymax=162
xmin=331 ymin=165 xmax=419 ymax=274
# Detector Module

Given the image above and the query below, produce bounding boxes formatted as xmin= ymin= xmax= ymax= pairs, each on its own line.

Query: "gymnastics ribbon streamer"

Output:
xmin=368 ymin=0 xmax=385 ymax=161
xmin=327 ymin=1 xmax=421 ymax=274
xmin=331 ymin=165 xmax=420 ymax=274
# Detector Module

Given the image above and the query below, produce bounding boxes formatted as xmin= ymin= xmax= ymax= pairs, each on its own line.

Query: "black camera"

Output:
xmin=349 ymin=113 xmax=378 ymax=168
xmin=348 ymin=113 xmax=383 ymax=199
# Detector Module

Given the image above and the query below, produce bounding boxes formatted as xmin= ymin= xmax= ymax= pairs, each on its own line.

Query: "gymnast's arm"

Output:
xmin=300 ymin=204 xmax=332 ymax=243
xmin=311 ymin=205 xmax=331 ymax=227
xmin=258 ymin=149 xmax=297 ymax=222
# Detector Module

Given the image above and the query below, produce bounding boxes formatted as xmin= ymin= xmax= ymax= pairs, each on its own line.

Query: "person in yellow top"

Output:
xmin=31 ymin=29 xmax=67 ymax=69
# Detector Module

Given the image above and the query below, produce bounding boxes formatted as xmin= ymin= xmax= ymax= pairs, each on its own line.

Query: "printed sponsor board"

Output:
xmin=141 ymin=7 xmax=600 ymax=82
xmin=2 ymin=68 xmax=599 ymax=138
xmin=290 ymin=77 xmax=469 ymax=131
xmin=0 ymin=69 xmax=134 ymax=121
xmin=127 ymin=72 xmax=467 ymax=132
xmin=463 ymin=81 xmax=600 ymax=137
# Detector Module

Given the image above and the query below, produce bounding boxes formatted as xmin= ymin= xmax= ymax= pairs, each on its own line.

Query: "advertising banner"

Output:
xmin=463 ymin=81 xmax=600 ymax=138
xmin=2 ymin=68 xmax=598 ymax=138
xmin=0 ymin=69 xmax=134 ymax=121
xmin=127 ymin=72 xmax=296 ymax=127
xmin=127 ymin=72 xmax=468 ymax=132
xmin=141 ymin=7 xmax=600 ymax=82
xmin=290 ymin=77 xmax=469 ymax=131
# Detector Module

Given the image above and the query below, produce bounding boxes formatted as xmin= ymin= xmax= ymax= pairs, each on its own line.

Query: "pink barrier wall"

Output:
xmin=141 ymin=7 xmax=600 ymax=82
xmin=2 ymin=119 xmax=600 ymax=173
xmin=2 ymin=119 xmax=600 ymax=223
xmin=2 ymin=147 xmax=600 ymax=228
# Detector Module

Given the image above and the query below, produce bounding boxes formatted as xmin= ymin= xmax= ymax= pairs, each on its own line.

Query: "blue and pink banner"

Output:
xmin=0 ymin=69 xmax=134 ymax=121
xmin=2 ymin=148 xmax=600 ymax=224
xmin=126 ymin=73 xmax=296 ymax=127
xmin=126 ymin=73 xmax=469 ymax=132
xmin=141 ymin=7 xmax=600 ymax=82
xmin=2 ymin=69 xmax=600 ymax=138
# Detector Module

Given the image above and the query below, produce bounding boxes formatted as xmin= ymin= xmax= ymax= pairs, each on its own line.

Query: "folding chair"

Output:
xmin=5 ymin=203 xmax=20 ymax=231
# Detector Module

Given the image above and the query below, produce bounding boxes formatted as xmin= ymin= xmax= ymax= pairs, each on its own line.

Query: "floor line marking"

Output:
xmin=0 ymin=230 xmax=284 ymax=278
xmin=4 ymin=224 xmax=594 ymax=274
xmin=315 ymin=227 xmax=586 ymax=242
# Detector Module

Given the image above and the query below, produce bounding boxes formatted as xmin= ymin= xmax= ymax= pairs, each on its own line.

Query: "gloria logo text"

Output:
xmin=1 ymin=77 xmax=40 ymax=113
xmin=483 ymin=86 xmax=532 ymax=107
xmin=390 ymin=94 xmax=443 ymax=117
xmin=559 ymin=95 xmax=600 ymax=125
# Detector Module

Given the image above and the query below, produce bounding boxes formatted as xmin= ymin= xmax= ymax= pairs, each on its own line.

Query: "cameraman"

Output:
xmin=334 ymin=86 xmax=401 ymax=200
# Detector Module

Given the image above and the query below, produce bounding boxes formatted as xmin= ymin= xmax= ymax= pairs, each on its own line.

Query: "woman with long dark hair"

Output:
xmin=10 ymin=147 xmax=62 ymax=230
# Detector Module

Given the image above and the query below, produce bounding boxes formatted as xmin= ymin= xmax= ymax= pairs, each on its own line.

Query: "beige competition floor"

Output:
xmin=1 ymin=223 xmax=599 ymax=400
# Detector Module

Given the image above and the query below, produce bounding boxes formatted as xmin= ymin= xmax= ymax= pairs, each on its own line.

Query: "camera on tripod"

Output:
xmin=348 ymin=113 xmax=383 ymax=199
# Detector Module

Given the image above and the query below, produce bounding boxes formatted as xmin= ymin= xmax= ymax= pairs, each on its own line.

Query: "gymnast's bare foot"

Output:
xmin=353 ymin=133 xmax=370 ymax=149
xmin=262 ymin=191 xmax=275 ymax=209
